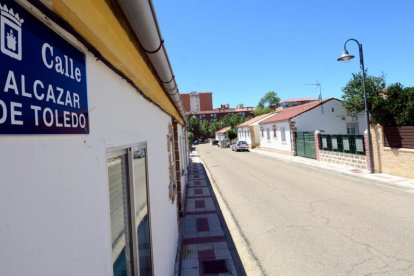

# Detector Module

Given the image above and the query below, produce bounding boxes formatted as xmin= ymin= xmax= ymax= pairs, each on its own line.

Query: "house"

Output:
xmin=0 ymin=1 xmax=188 ymax=275
xmin=188 ymin=105 xmax=255 ymax=121
xmin=215 ymin=126 xmax=231 ymax=142
xmin=236 ymin=113 xmax=275 ymax=148
xmin=258 ymin=98 xmax=366 ymax=155
xmin=278 ymin=97 xmax=318 ymax=109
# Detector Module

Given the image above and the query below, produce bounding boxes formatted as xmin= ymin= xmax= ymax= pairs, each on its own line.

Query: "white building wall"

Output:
xmin=178 ymin=124 xmax=189 ymax=201
xmin=0 ymin=43 xmax=179 ymax=276
xmin=258 ymin=121 xmax=291 ymax=152
xmin=294 ymin=100 xmax=367 ymax=134
xmin=252 ymin=124 xmax=262 ymax=147
xmin=237 ymin=126 xmax=252 ymax=145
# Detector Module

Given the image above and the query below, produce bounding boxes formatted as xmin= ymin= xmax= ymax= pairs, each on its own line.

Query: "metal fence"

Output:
xmin=320 ymin=134 xmax=365 ymax=155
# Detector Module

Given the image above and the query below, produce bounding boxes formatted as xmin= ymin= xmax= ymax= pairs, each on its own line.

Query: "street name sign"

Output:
xmin=0 ymin=0 xmax=89 ymax=134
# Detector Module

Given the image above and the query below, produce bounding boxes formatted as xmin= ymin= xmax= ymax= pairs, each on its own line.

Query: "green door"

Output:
xmin=296 ymin=132 xmax=316 ymax=159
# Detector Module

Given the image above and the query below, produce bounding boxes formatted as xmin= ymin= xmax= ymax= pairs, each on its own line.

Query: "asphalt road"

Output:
xmin=196 ymin=143 xmax=414 ymax=275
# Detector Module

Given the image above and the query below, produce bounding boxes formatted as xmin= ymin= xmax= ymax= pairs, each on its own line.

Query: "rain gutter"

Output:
xmin=116 ymin=0 xmax=186 ymax=122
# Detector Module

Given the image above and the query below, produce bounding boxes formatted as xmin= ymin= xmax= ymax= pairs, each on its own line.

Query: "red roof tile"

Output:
xmin=281 ymin=98 xmax=318 ymax=103
xmin=259 ymin=98 xmax=335 ymax=125
xmin=237 ymin=113 xmax=275 ymax=127
xmin=216 ymin=126 xmax=231 ymax=134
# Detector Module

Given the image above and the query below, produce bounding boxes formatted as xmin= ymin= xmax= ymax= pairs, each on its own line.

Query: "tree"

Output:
xmin=254 ymin=91 xmax=280 ymax=116
xmin=341 ymin=72 xmax=414 ymax=126
xmin=198 ymin=120 xmax=209 ymax=138
xmin=341 ymin=72 xmax=386 ymax=123
xmin=379 ymin=83 xmax=414 ymax=126
xmin=188 ymin=115 xmax=199 ymax=134
xmin=208 ymin=120 xmax=221 ymax=137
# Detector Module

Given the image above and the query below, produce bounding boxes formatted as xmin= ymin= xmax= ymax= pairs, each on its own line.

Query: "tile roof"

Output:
xmin=281 ymin=97 xmax=318 ymax=103
xmin=187 ymin=107 xmax=255 ymax=115
xmin=216 ymin=126 xmax=231 ymax=134
xmin=237 ymin=112 xmax=275 ymax=127
xmin=259 ymin=98 xmax=336 ymax=125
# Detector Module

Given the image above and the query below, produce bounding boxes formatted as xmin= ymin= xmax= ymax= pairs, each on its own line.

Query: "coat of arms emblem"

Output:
xmin=1 ymin=3 xmax=24 ymax=60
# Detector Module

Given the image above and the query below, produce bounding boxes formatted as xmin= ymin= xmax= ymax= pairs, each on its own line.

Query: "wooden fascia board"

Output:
xmin=49 ymin=0 xmax=184 ymax=125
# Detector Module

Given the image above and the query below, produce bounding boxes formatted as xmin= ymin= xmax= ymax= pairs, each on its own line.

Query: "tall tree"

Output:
xmin=254 ymin=91 xmax=280 ymax=116
xmin=341 ymin=72 xmax=386 ymax=122
xmin=379 ymin=83 xmax=414 ymax=126
xmin=341 ymin=72 xmax=414 ymax=126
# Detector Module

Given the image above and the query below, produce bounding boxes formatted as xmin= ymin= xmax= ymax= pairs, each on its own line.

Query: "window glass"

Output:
xmin=132 ymin=148 xmax=152 ymax=276
xmin=281 ymin=127 xmax=286 ymax=142
xmin=108 ymin=144 xmax=152 ymax=276
xmin=108 ymin=154 xmax=132 ymax=276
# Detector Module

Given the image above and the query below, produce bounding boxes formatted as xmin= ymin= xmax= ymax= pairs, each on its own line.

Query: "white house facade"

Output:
xmin=237 ymin=113 xmax=275 ymax=148
xmin=215 ymin=126 xmax=231 ymax=142
xmin=0 ymin=1 xmax=187 ymax=276
xmin=258 ymin=99 xmax=366 ymax=155
xmin=294 ymin=99 xmax=366 ymax=134
xmin=258 ymin=121 xmax=292 ymax=153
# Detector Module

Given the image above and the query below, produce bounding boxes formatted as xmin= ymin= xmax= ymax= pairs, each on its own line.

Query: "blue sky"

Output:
xmin=153 ymin=0 xmax=414 ymax=108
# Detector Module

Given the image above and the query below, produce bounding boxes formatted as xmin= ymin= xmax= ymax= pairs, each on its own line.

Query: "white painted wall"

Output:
xmin=294 ymin=99 xmax=367 ymax=134
xmin=237 ymin=126 xmax=252 ymax=144
xmin=178 ymin=124 xmax=189 ymax=203
xmin=258 ymin=121 xmax=291 ymax=152
xmin=0 ymin=30 xmax=179 ymax=276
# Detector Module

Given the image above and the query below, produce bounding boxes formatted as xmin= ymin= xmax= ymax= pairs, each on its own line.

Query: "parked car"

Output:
xmin=232 ymin=141 xmax=249 ymax=152
xmin=218 ymin=139 xmax=230 ymax=148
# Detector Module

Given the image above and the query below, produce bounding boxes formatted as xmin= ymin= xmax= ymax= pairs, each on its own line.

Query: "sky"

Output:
xmin=152 ymin=0 xmax=414 ymax=108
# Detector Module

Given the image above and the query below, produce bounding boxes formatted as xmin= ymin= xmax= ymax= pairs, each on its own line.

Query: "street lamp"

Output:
xmin=337 ymin=38 xmax=374 ymax=173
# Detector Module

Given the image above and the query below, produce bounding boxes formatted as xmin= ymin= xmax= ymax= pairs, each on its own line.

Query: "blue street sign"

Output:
xmin=0 ymin=0 xmax=89 ymax=134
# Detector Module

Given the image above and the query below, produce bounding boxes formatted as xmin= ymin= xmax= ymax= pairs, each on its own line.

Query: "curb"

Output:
xmin=199 ymin=154 xmax=265 ymax=276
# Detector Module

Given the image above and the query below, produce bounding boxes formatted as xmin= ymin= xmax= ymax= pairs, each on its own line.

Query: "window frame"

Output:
xmin=106 ymin=142 xmax=153 ymax=276
xmin=280 ymin=127 xmax=286 ymax=143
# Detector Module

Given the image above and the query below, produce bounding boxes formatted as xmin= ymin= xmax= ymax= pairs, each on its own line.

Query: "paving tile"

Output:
xmin=181 ymin=259 xmax=199 ymax=269
xmin=196 ymin=218 xmax=210 ymax=232
xmin=183 ymin=236 xmax=226 ymax=245
xmin=197 ymin=243 xmax=214 ymax=251
xmin=178 ymin=152 xmax=245 ymax=276
xmin=198 ymin=249 xmax=215 ymax=260
xmin=195 ymin=199 xmax=205 ymax=209
xmin=181 ymin=268 xmax=199 ymax=276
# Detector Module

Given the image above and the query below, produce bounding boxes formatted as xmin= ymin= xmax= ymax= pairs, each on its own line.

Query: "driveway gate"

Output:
xmin=295 ymin=132 xmax=316 ymax=159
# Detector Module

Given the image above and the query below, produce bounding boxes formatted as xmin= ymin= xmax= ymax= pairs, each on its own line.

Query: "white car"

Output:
xmin=231 ymin=141 xmax=249 ymax=152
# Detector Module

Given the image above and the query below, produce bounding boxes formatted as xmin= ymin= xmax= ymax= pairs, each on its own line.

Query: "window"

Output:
xmin=167 ymin=124 xmax=176 ymax=203
xmin=281 ymin=127 xmax=286 ymax=142
xmin=261 ymin=127 xmax=264 ymax=137
xmin=273 ymin=125 xmax=277 ymax=138
xmin=347 ymin=122 xmax=359 ymax=135
xmin=266 ymin=128 xmax=271 ymax=140
xmin=107 ymin=143 xmax=153 ymax=276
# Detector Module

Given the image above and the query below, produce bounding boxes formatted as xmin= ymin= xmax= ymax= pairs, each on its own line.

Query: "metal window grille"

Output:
xmin=320 ymin=134 xmax=365 ymax=155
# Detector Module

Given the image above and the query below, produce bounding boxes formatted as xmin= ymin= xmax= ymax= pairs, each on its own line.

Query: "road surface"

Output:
xmin=196 ymin=143 xmax=414 ymax=275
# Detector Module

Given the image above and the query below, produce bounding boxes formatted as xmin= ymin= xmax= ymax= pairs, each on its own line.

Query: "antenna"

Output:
xmin=305 ymin=81 xmax=323 ymax=113
xmin=305 ymin=81 xmax=322 ymax=101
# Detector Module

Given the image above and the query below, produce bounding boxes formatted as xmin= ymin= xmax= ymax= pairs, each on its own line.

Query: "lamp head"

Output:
xmin=337 ymin=50 xmax=355 ymax=62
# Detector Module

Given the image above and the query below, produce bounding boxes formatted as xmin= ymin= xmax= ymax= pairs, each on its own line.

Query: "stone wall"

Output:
xmin=319 ymin=150 xmax=367 ymax=169
xmin=371 ymin=125 xmax=414 ymax=179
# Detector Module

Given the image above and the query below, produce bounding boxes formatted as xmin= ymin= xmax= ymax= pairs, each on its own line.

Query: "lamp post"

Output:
xmin=337 ymin=38 xmax=374 ymax=173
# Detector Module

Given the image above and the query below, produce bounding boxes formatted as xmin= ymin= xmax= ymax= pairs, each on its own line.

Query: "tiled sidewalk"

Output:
xmin=177 ymin=153 xmax=245 ymax=275
xmin=251 ymin=148 xmax=414 ymax=189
